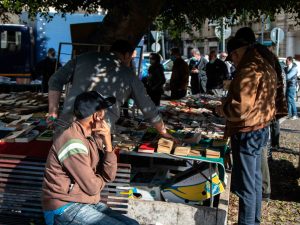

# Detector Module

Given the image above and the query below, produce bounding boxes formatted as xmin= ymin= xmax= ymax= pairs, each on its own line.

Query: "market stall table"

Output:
xmin=0 ymin=83 xmax=42 ymax=93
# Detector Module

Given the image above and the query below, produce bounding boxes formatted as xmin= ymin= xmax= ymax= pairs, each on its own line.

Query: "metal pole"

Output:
xmin=222 ymin=18 xmax=225 ymax=52
xmin=56 ymin=42 xmax=62 ymax=71
xmin=209 ymin=163 xmax=214 ymax=207
xmin=161 ymin=31 xmax=166 ymax=60
xmin=276 ymin=29 xmax=280 ymax=56
xmin=261 ymin=15 xmax=265 ymax=44
xmin=155 ymin=32 xmax=159 ymax=53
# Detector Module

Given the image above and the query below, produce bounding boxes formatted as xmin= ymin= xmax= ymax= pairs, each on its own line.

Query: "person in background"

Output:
xmin=42 ymin=91 xmax=139 ymax=225
xmin=123 ymin=50 xmax=138 ymax=118
xmin=220 ymin=51 xmax=235 ymax=80
xmin=189 ymin=48 xmax=208 ymax=94
xmin=217 ymin=27 xmax=279 ymax=225
xmin=284 ymin=56 xmax=298 ymax=120
xmin=206 ymin=50 xmax=229 ymax=96
xmin=169 ymin=47 xmax=189 ymax=100
xmin=47 ymin=40 xmax=175 ymax=142
xmin=267 ymin=43 xmax=287 ymax=156
xmin=146 ymin=53 xmax=166 ymax=106
xmin=35 ymin=48 xmax=61 ymax=93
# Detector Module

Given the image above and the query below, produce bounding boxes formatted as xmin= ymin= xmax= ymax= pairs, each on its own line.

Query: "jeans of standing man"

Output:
xmin=54 ymin=202 xmax=139 ymax=225
xmin=261 ymin=145 xmax=271 ymax=197
xmin=286 ymin=86 xmax=298 ymax=117
xmin=231 ymin=127 xmax=269 ymax=225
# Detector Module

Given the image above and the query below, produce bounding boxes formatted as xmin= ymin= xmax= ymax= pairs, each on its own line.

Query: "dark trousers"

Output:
xmin=171 ymin=90 xmax=187 ymax=100
xmin=148 ymin=90 xmax=162 ymax=106
xmin=261 ymin=145 xmax=271 ymax=196
xmin=191 ymin=74 xmax=200 ymax=95
xmin=231 ymin=127 xmax=269 ymax=225
xmin=199 ymin=75 xmax=207 ymax=93
xmin=270 ymin=119 xmax=280 ymax=148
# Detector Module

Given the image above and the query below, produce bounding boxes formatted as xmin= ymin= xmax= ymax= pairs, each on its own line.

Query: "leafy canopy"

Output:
xmin=1 ymin=0 xmax=299 ymax=30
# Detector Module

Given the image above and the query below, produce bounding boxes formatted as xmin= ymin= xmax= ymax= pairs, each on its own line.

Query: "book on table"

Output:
xmin=138 ymin=142 xmax=155 ymax=154
xmin=157 ymin=138 xmax=174 ymax=154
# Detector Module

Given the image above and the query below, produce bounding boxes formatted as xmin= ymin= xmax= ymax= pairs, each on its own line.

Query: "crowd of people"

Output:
xmin=37 ymin=26 xmax=299 ymax=225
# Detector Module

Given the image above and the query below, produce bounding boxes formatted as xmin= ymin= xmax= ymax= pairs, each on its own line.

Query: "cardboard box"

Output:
xmin=161 ymin=168 xmax=224 ymax=204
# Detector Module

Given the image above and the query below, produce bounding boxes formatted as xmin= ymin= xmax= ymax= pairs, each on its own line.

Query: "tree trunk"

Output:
xmin=89 ymin=0 xmax=167 ymax=47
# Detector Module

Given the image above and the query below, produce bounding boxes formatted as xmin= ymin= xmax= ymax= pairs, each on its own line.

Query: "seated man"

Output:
xmin=42 ymin=91 xmax=139 ymax=225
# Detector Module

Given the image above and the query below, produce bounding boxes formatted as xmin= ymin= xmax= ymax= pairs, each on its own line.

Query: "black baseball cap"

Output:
xmin=74 ymin=91 xmax=116 ymax=120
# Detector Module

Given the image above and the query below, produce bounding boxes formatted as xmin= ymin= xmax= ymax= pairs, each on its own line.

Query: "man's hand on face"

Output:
xmin=92 ymin=119 xmax=113 ymax=152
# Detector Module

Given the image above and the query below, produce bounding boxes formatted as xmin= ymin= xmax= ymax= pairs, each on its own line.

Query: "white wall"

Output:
xmin=295 ymin=31 xmax=300 ymax=57
xmin=286 ymin=31 xmax=296 ymax=57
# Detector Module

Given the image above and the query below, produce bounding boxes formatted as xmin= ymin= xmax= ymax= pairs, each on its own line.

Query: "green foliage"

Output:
xmin=0 ymin=0 xmax=299 ymax=30
xmin=157 ymin=0 xmax=300 ymax=32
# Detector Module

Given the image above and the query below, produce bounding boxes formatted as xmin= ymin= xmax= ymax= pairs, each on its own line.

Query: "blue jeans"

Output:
xmin=286 ymin=86 xmax=298 ymax=117
xmin=231 ymin=127 xmax=269 ymax=225
xmin=54 ymin=202 xmax=139 ymax=225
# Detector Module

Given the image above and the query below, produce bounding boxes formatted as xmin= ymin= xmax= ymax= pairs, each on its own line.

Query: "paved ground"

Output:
xmin=228 ymin=105 xmax=300 ymax=224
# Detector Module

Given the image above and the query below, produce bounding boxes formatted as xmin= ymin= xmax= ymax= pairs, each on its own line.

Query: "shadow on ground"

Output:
xmin=272 ymin=147 xmax=300 ymax=155
xmin=269 ymin=158 xmax=300 ymax=203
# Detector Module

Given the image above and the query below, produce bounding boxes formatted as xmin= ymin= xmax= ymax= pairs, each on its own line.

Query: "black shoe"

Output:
xmin=267 ymin=154 xmax=273 ymax=162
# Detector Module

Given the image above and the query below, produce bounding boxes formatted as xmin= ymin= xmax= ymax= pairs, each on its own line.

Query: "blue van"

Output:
xmin=0 ymin=24 xmax=33 ymax=79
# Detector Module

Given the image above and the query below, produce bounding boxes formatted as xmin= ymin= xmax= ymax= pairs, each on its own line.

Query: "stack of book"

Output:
xmin=205 ymin=148 xmax=220 ymax=158
xmin=157 ymin=138 xmax=174 ymax=154
xmin=174 ymin=146 xmax=191 ymax=156
xmin=189 ymin=145 xmax=206 ymax=156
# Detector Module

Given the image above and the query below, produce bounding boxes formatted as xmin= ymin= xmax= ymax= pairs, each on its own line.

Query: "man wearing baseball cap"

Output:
xmin=42 ymin=91 xmax=139 ymax=225
xmin=217 ymin=27 xmax=279 ymax=225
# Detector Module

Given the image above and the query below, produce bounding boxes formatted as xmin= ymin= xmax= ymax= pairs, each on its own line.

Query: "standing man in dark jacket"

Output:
xmin=189 ymin=48 xmax=208 ymax=94
xmin=147 ymin=53 xmax=166 ymax=106
xmin=170 ymin=47 xmax=189 ymax=99
xmin=206 ymin=50 xmax=229 ymax=96
xmin=285 ymin=56 xmax=298 ymax=120
xmin=35 ymin=48 xmax=61 ymax=93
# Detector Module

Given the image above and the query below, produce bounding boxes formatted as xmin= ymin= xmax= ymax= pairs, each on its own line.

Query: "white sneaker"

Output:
xmin=290 ymin=116 xmax=299 ymax=120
